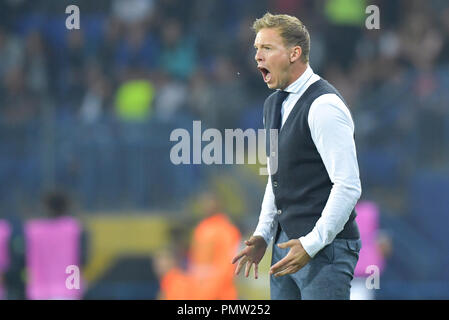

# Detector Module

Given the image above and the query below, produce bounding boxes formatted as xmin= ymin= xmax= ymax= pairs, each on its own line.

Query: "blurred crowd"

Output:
xmin=0 ymin=0 xmax=449 ymax=299
xmin=0 ymin=0 xmax=448 ymax=207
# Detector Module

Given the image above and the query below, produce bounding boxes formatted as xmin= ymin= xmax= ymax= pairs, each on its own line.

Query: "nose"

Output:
xmin=255 ymin=49 xmax=263 ymax=62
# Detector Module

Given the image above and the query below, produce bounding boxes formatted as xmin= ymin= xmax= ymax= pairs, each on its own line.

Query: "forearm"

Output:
xmin=253 ymin=172 xmax=277 ymax=245
xmin=299 ymin=181 xmax=361 ymax=257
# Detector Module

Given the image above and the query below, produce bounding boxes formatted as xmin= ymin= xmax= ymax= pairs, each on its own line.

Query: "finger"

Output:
xmin=277 ymin=240 xmax=295 ymax=249
xmin=254 ymin=263 xmax=259 ymax=279
xmin=235 ymin=257 xmax=247 ymax=275
xmin=274 ymin=265 xmax=297 ymax=277
xmin=231 ymin=250 xmax=246 ymax=264
xmin=245 ymin=261 xmax=253 ymax=278
xmin=270 ymin=263 xmax=287 ymax=276
xmin=270 ymin=256 xmax=292 ymax=275
xmin=244 ymin=239 xmax=253 ymax=246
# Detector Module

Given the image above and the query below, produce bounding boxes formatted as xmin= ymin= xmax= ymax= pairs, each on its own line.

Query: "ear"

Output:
xmin=290 ymin=46 xmax=302 ymax=63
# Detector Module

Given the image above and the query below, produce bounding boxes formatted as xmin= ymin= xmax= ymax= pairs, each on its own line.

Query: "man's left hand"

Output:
xmin=270 ymin=239 xmax=311 ymax=277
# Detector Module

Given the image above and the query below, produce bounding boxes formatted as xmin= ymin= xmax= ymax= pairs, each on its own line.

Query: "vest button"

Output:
xmin=277 ymin=209 xmax=282 ymax=215
xmin=273 ymin=181 xmax=278 ymax=187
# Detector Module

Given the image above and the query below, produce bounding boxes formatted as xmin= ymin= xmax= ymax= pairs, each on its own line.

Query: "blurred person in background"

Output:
xmin=188 ymin=55 xmax=249 ymax=130
xmin=3 ymin=215 xmax=26 ymax=300
xmin=23 ymin=31 xmax=49 ymax=96
xmin=152 ymin=71 xmax=188 ymax=121
xmin=0 ymin=66 xmax=38 ymax=126
xmin=25 ymin=191 xmax=88 ymax=300
xmin=154 ymin=249 xmax=192 ymax=300
xmin=97 ymin=16 xmax=122 ymax=76
xmin=350 ymin=200 xmax=392 ymax=300
xmin=1 ymin=214 xmax=26 ymax=300
xmin=63 ymin=30 xmax=87 ymax=109
xmin=114 ymin=67 xmax=156 ymax=122
xmin=115 ymin=21 xmax=159 ymax=73
xmin=79 ymin=62 xmax=112 ymax=124
xmin=438 ymin=6 xmax=449 ymax=64
xmin=232 ymin=13 xmax=361 ymax=300
xmin=155 ymin=191 xmax=241 ymax=299
xmin=158 ymin=18 xmax=196 ymax=81
xmin=153 ymin=223 xmax=192 ymax=300
xmin=210 ymin=55 xmax=249 ymax=131
xmin=0 ymin=26 xmax=24 ymax=79
xmin=323 ymin=0 xmax=366 ymax=71
xmin=187 ymin=69 xmax=215 ymax=126
xmin=0 ymin=220 xmax=11 ymax=299
xmin=112 ymin=0 xmax=155 ymax=26
xmin=188 ymin=191 xmax=241 ymax=299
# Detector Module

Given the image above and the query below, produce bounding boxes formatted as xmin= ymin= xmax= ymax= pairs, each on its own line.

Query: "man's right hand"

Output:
xmin=231 ymin=235 xmax=267 ymax=279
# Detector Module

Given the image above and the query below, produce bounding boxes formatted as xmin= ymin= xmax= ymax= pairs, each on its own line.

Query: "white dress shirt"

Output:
xmin=253 ymin=65 xmax=362 ymax=258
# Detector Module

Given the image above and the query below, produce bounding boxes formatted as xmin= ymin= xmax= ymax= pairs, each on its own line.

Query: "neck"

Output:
xmin=283 ymin=62 xmax=308 ymax=89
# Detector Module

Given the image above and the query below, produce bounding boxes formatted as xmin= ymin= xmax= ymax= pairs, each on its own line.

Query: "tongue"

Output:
xmin=264 ymin=72 xmax=272 ymax=83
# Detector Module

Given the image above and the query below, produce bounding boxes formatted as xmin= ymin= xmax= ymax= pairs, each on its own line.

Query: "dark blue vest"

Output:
xmin=263 ymin=79 xmax=360 ymax=240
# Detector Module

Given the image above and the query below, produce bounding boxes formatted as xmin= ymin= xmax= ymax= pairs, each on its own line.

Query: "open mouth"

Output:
xmin=258 ymin=67 xmax=272 ymax=83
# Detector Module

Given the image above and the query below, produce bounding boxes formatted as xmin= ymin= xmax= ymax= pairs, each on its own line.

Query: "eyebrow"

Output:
xmin=254 ymin=44 xmax=272 ymax=48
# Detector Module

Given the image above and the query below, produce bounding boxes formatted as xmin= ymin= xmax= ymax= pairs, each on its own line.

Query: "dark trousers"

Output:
xmin=270 ymin=223 xmax=361 ymax=300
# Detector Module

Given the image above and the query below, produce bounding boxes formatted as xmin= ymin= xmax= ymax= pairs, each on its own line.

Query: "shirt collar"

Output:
xmin=282 ymin=65 xmax=314 ymax=94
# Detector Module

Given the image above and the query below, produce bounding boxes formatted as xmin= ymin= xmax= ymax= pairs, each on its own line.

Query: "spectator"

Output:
xmin=2 ymin=215 xmax=26 ymax=300
xmin=116 ymin=21 xmax=160 ymax=71
xmin=114 ymin=68 xmax=156 ymax=122
xmin=25 ymin=191 xmax=88 ymax=300
xmin=0 ymin=66 xmax=38 ymax=126
xmin=23 ymin=31 xmax=49 ymax=97
xmin=158 ymin=19 xmax=197 ymax=80
xmin=350 ymin=200 xmax=392 ymax=300
xmin=0 ymin=220 xmax=11 ymax=299
xmin=97 ymin=17 xmax=122 ymax=77
xmin=62 ymin=29 xmax=88 ymax=109
xmin=153 ymin=72 xmax=188 ymax=121
xmin=323 ymin=0 xmax=366 ymax=71
xmin=156 ymin=191 xmax=241 ymax=299
xmin=208 ymin=55 xmax=249 ymax=130
xmin=79 ymin=62 xmax=112 ymax=124
xmin=188 ymin=191 xmax=241 ymax=299
xmin=112 ymin=0 xmax=154 ymax=26
xmin=0 ymin=26 xmax=24 ymax=79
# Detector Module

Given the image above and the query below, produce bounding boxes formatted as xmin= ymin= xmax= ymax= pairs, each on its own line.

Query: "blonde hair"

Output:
xmin=252 ymin=12 xmax=310 ymax=63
